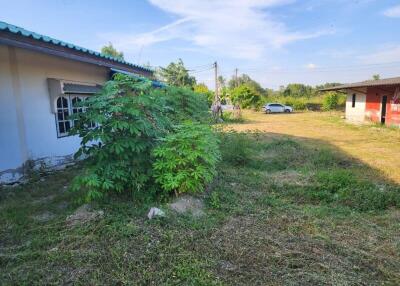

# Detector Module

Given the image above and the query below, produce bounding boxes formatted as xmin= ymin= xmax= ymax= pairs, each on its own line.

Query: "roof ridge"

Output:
xmin=0 ymin=20 xmax=153 ymax=73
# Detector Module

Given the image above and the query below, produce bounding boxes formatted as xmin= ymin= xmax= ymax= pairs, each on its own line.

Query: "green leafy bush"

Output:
xmin=322 ymin=91 xmax=340 ymax=111
xmin=161 ymin=86 xmax=210 ymax=124
xmin=219 ymin=131 xmax=256 ymax=166
xmin=281 ymin=97 xmax=307 ymax=111
xmin=221 ymin=111 xmax=245 ymax=123
xmin=231 ymin=84 xmax=261 ymax=109
xmin=152 ymin=122 xmax=220 ymax=195
xmin=307 ymin=170 xmax=400 ymax=211
xmin=69 ymin=74 xmax=172 ymax=201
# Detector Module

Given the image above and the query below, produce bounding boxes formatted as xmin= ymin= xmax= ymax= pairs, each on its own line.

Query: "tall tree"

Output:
xmin=101 ymin=43 xmax=124 ymax=60
xmin=158 ymin=59 xmax=196 ymax=88
xmin=282 ymin=83 xmax=314 ymax=98
xmin=228 ymin=74 xmax=264 ymax=95
xmin=372 ymin=74 xmax=380 ymax=80
xmin=231 ymin=84 xmax=261 ymax=109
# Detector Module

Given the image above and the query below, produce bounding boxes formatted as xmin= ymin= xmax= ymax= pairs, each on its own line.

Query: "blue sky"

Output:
xmin=1 ymin=0 xmax=400 ymax=89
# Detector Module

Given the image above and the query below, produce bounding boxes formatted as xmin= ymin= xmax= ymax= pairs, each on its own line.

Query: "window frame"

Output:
xmin=55 ymin=94 xmax=91 ymax=138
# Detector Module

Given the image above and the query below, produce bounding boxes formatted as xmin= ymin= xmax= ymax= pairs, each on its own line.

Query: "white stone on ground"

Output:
xmin=147 ymin=207 xmax=165 ymax=219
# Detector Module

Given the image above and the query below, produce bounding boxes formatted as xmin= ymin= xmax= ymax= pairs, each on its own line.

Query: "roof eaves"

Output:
xmin=0 ymin=21 xmax=154 ymax=74
xmin=320 ymin=77 xmax=400 ymax=91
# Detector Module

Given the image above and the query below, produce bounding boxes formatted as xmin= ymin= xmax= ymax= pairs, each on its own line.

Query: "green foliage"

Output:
xmin=322 ymin=92 xmax=340 ymax=110
xmin=208 ymin=191 xmax=222 ymax=209
xmin=228 ymin=74 xmax=264 ymax=95
xmin=280 ymin=97 xmax=307 ymax=110
xmin=261 ymin=82 xmax=345 ymax=111
xmin=153 ymin=122 xmax=220 ymax=195
xmin=221 ymin=111 xmax=244 ymax=123
xmin=162 ymin=86 xmax=210 ymax=124
xmin=100 ymin=42 xmax=124 ymax=60
xmin=219 ymin=131 xmax=256 ymax=166
xmin=231 ymin=84 xmax=261 ymax=109
xmin=282 ymin=83 xmax=314 ymax=98
xmin=158 ymin=59 xmax=196 ymax=88
xmin=69 ymin=74 xmax=171 ymax=201
xmin=372 ymin=74 xmax=380 ymax=80
xmin=194 ymin=83 xmax=214 ymax=106
xmin=69 ymin=74 xmax=213 ymax=201
xmin=308 ymin=170 xmax=400 ymax=211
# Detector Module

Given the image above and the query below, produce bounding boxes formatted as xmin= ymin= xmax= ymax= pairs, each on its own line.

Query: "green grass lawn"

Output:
xmin=1 ymin=119 xmax=400 ymax=285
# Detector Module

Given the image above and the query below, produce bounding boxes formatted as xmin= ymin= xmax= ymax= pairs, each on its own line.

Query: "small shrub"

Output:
xmin=221 ymin=111 xmax=244 ymax=123
xmin=152 ymin=122 xmax=220 ymax=195
xmin=69 ymin=74 xmax=213 ymax=201
xmin=70 ymin=74 xmax=172 ymax=201
xmin=219 ymin=131 xmax=256 ymax=166
xmin=282 ymin=97 xmax=307 ymax=111
xmin=322 ymin=92 xmax=345 ymax=111
xmin=208 ymin=192 xmax=221 ymax=209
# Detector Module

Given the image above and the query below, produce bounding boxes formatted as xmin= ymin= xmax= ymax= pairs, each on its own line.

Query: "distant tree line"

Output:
xmin=155 ymin=59 xmax=348 ymax=111
xmin=94 ymin=50 xmax=346 ymax=111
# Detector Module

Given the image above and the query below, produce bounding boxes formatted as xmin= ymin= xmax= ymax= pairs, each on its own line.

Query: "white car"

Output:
xmin=264 ymin=103 xmax=293 ymax=114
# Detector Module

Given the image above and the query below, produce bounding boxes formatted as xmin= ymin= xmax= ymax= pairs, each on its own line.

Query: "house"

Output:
xmin=321 ymin=77 xmax=400 ymax=126
xmin=0 ymin=21 xmax=156 ymax=184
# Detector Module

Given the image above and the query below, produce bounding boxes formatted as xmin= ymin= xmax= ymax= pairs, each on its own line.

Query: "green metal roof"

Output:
xmin=0 ymin=21 xmax=153 ymax=73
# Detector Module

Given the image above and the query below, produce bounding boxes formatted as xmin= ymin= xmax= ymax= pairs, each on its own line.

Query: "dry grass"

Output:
xmin=227 ymin=110 xmax=400 ymax=183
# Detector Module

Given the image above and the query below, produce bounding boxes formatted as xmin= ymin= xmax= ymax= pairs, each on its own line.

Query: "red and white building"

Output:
xmin=323 ymin=77 xmax=400 ymax=126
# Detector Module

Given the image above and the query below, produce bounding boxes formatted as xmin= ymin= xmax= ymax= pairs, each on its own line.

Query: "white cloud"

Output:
xmin=358 ymin=45 xmax=400 ymax=64
xmin=105 ymin=0 xmax=332 ymax=60
xmin=306 ymin=63 xmax=317 ymax=69
xmin=383 ymin=5 xmax=400 ymax=18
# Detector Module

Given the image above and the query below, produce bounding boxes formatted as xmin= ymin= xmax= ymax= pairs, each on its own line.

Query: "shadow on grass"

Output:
xmin=218 ymin=130 xmax=400 ymax=212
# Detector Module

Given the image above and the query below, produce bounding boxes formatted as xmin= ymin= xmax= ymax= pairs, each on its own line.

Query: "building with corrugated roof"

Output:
xmin=321 ymin=77 xmax=400 ymax=126
xmin=0 ymin=21 xmax=156 ymax=183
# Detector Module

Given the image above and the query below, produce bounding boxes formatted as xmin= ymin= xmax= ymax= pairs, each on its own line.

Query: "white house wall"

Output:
xmin=345 ymin=91 xmax=366 ymax=124
xmin=0 ymin=45 xmax=25 ymax=182
xmin=0 ymin=46 xmax=109 ymax=183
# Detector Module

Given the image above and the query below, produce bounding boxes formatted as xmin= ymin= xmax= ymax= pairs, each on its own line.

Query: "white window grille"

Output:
xmin=55 ymin=95 xmax=91 ymax=137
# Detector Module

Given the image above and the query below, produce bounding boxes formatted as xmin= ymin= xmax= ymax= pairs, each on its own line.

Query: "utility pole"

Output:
xmin=235 ymin=68 xmax=238 ymax=88
xmin=214 ymin=61 xmax=219 ymax=104
xmin=213 ymin=61 xmax=221 ymax=121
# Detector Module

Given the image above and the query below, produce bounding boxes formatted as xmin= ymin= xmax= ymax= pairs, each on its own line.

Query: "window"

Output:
xmin=55 ymin=95 xmax=90 ymax=137
xmin=56 ymin=96 xmax=71 ymax=137
xmin=352 ymin=94 xmax=356 ymax=108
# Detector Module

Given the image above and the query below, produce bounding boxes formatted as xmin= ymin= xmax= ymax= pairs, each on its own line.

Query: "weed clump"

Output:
xmin=301 ymin=170 xmax=400 ymax=211
xmin=219 ymin=131 xmax=257 ymax=166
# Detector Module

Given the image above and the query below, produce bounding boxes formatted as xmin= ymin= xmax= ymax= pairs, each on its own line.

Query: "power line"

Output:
xmin=186 ymin=63 xmax=215 ymax=70
xmin=228 ymin=61 xmax=400 ymax=74
xmin=187 ymin=67 xmax=215 ymax=74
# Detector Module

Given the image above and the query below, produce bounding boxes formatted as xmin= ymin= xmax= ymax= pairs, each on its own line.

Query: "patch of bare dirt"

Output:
xmin=169 ymin=196 xmax=205 ymax=217
xmin=267 ymin=170 xmax=310 ymax=187
xmin=65 ymin=204 xmax=104 ymax=227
